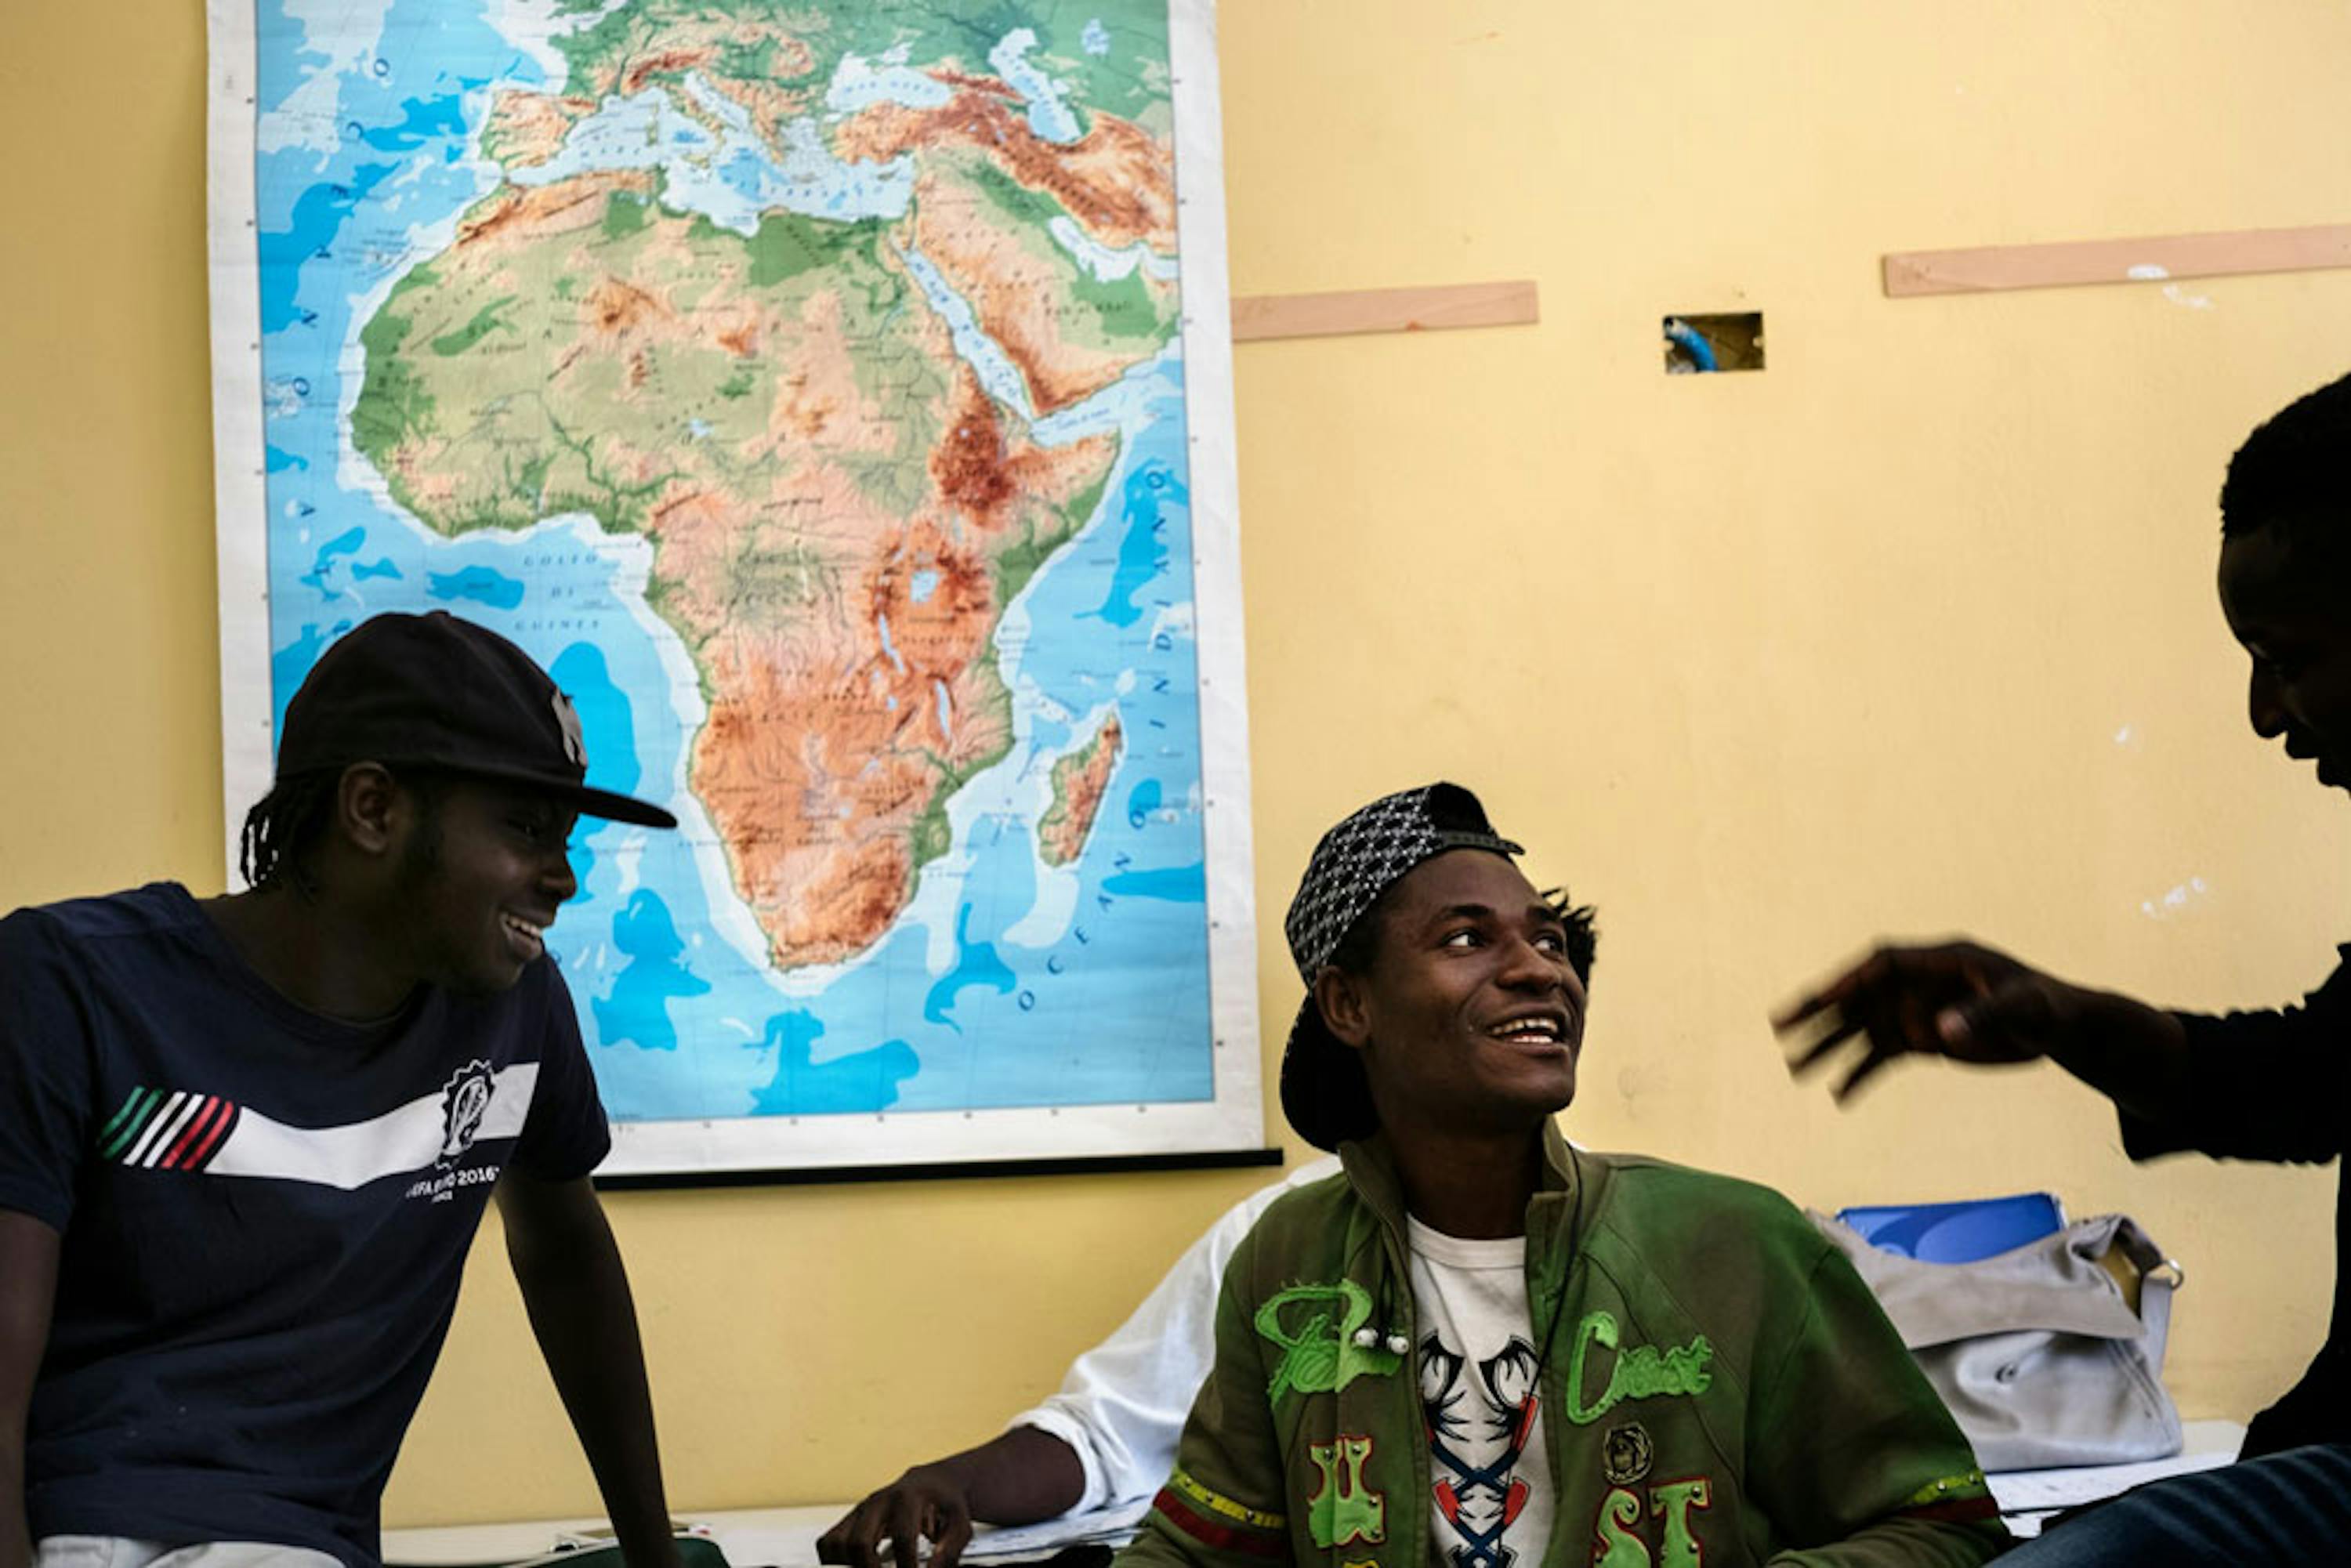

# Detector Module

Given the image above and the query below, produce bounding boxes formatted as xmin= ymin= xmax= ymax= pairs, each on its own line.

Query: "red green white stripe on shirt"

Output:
xmin=100 ymin=1088 xmax=241 ymax=1171
xmin=93 ymin=1062 xmax=540 ymax=1188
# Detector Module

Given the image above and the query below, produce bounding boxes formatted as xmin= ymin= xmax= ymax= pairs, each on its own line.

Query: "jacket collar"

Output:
xmin=1337 ymin=1118 xmax=1585 ymax=1239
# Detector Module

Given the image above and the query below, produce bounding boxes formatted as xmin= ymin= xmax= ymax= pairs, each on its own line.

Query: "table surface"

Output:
xmin=383 ymin=1420 xmax=2248 ymax=1566
xmin=1986 ymin=1418 xmax=2244 ymax=1538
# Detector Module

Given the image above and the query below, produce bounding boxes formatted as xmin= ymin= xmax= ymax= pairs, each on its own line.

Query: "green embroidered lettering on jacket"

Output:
xmin=1306 ymin=1434 xmax=1386 ymax=1548
xmin=1650 ymin=1478 xmax=1711 ymax=1568
xmin=1588 ymin=1479 xmax=1713 ymax=1568
xmin=1563 ymin=1310 xmax=1713 ymax=1425
xmin=1255 ymin=1281 xmax=1403 ymax=1403
xmin=1591 ymin=1487 xmax=1647 ymax=1568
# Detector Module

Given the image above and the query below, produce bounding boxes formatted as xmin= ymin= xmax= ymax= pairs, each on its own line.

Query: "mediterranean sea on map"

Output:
xmin=247 ymin=0 xmax=1219 ymax=1132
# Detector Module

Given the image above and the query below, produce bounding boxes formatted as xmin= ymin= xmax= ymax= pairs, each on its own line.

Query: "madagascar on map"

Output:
xmin=210 ymin=0 xmax=1256 ymax=1172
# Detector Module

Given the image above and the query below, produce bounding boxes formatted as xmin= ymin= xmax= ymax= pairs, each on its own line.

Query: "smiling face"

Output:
xmin=1315 ymin=849 xmax=1586 ymax=1143
xmin=387 ymin=777 xmax=581 ymax=996
xmin=2218 ymin=526 xmax=2351 ymax=794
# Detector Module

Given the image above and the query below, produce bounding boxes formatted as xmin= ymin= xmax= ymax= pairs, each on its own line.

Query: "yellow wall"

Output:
xmin=4 ymin=0 xmax=2350 ymax=1528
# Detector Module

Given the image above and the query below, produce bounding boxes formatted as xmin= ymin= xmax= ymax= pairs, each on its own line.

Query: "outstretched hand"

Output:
xmin=820 ymin=1465 xmax=976 ymax=1568
xmin=1771 ymin=940 xmax=2081 ymax=1099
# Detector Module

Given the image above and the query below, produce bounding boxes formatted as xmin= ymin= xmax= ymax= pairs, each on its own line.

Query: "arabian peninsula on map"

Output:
xmin=251 ymin=0 xmax=1215 ymax=1128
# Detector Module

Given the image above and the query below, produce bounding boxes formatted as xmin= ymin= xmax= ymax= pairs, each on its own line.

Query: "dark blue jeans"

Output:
xmin=2000 ymin=1444 xmax=2351 ymax=1563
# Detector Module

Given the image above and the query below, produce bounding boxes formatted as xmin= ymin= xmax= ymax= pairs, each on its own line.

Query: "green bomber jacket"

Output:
xmin=1116 ymin=1127 xmax=2008 ymax=1568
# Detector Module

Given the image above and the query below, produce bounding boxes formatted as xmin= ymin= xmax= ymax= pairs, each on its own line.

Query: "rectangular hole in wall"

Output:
xmin=1663 ymin=312 xmax=1763 ymax=373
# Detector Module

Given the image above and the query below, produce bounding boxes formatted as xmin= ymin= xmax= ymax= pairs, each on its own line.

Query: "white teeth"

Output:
xmin=504 ymin=915 xmax=545 ymax=940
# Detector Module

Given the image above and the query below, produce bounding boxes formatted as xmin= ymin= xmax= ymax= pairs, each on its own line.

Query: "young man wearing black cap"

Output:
xmin=1118 ymin=784 xmax=2007 ymax=1568
xmin=0 ymin=612 xmax=684 ymax=1568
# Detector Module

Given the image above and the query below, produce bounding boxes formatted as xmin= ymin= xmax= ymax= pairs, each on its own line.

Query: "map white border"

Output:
xmin=206 ymin=0 xmax=1265 ymax=1175
xmin=209 ymin=0 xmax=274 ymax=877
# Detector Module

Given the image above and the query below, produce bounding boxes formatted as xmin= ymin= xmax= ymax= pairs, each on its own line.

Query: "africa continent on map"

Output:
xmin=216 ymin=0 xmax=1255 ymax=1171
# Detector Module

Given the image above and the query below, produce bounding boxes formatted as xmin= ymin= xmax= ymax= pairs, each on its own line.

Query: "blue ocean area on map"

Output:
xmin=299 ymin=526 xmax=367 ymax=595
xmin=548 ymin=639 xmax=642 ymax=901
xmin=1096 ymin=462 xmax=1182 ymax=626
xmin=260 ymin=161 xmax=395 ymax=331
xmin=1103 ymin=862 xmax=1205 ymax=900
xmin=360 ymin=91 xmax=477 ymax=154
xmin=508 ymin=76 xmax=916 ymax=233
xmin=749 ymin=1013 xmax=917 ymax=1116
xmin=429 ymin=564 xmax=527 ymax=610
xmin=589 ymin=891 xmax=710 ymax=1054
xmin=253 ymin=0 xmax=1217 ymax=1124
xmin=924 ymin=905 xmax=1018 ymax=1028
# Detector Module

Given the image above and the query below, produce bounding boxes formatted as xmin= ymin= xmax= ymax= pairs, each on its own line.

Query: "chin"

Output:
xmin=441 ymin=961 xmax=528 ymax=998
xmin=1534 ymin=1056 xmax=1578 ymax=1112
xmin=1500 ymin=1072 xmax=1576 ymax=1126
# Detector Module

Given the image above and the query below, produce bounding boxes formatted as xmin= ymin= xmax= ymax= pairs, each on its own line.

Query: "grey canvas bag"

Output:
xmin=1809 ymin=1211 xmax=2184 ymax=1470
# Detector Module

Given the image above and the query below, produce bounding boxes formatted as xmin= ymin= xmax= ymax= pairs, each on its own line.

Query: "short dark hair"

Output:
xmin=238 ymin=764 xmax=453 ymax=895
xmin=1326 ymin=875 xmax=1599 ymax=984
xmin=2220 ymin=370 xmax=2351 ymax=551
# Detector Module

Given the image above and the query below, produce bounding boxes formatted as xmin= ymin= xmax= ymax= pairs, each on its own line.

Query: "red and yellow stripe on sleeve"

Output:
xmin=1151 ymin=1467 xmax=1288 ymax=1559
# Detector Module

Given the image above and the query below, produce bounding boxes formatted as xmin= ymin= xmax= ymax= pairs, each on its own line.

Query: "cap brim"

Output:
xmin=1433 ymin=829 xmax=1523 ymax=859
xmin=418 ymin=759 xmax=681 ymax=829
xmin=563 ymin=782 xmax=679 ymax=829
xmin=1279 ymin=995 xmax=1380 ymax=1153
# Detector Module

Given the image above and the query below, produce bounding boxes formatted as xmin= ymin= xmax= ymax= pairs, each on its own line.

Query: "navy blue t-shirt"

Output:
xmin=0 ymin=883 xmax=611 ymax=1566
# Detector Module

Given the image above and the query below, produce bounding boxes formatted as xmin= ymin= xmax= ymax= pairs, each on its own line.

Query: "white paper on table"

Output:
xmin=1987 ymin=1434 xmax=2240 ymax=1538
xmin=959 ymin=1497 xmax=1152 ymax=1563
xmin=708 ymin=1498 xmax=1148 ymax=1568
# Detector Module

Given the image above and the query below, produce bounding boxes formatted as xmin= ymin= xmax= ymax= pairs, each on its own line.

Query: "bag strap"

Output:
xmin=2137 ymin=1255 xmax=2182 ymax=1371
xmin=2104 ymin=1215 xmax=2183 ymax=1371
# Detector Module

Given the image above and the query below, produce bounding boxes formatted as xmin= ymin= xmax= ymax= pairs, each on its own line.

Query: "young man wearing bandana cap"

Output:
xmin=1116 ymin=784 xmax=2007 ymax=1568
xmin=0 ymin=613 xmax=684 ymax=1568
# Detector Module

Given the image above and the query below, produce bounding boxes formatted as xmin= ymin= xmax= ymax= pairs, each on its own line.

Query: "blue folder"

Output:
xmin=1836 ymin=1191 xmax=2067 ymax=1263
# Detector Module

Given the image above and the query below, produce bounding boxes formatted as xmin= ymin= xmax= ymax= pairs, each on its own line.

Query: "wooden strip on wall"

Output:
xmin=1884 ymin=224 xmax=2351 ymax=298
xmin=1230 ymin=280 xmax=1539 ymax=342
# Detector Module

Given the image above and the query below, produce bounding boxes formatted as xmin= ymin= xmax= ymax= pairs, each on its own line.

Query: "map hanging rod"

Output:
xmin=1230 ymin=280 xmax=1539 ymax=342
xmin=1883 ymin=223 xmax=2351 ymax=298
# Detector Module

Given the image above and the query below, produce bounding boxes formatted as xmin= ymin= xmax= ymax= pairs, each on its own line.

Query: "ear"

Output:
xmin=1312 ymin=965 xmax=1375 ymax=1050
xmin=333 ymin=762 xmax=401 ymax=858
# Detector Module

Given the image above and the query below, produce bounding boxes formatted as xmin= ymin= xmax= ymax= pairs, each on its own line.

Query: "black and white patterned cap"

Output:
xmin=1282 ymin=783 xmax=1523 ymax=983
xmin=1279 ymin=782 xmax=1523 ymax=1150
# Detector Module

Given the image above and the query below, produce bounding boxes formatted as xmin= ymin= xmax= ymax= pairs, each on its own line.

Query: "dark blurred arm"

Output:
xmin=497 ymin=1173 xmax=679 ymax=1568
xmin=1777 ymin=938 xmax=2190 ymax=1124
xmin=0 ymin=1211 xmax=60 ymax=1568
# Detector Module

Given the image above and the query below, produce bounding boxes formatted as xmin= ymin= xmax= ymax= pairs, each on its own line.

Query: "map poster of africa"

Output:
xmin=205 ymin=0 xmax=1259 ymax=1178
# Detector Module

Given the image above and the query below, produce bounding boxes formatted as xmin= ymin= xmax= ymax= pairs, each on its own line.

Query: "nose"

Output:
xmin=542 ymin=842 xmax=579 ymax=904
xmin=2248 ymin=661 xmax=2288 ymax=740
xmin=1499 ymin=930 xmax=1579 ymax=998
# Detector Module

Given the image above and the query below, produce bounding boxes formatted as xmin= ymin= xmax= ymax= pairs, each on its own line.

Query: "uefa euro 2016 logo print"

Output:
xmin=438 ymin=1061 xmax=496 ymax=1167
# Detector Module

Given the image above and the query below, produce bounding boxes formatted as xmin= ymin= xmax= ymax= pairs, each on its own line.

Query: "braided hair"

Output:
xmin=237 ymin=765 xmax=455 ymax=895
xmin=237 ymin=768 xmax=343 ymax=896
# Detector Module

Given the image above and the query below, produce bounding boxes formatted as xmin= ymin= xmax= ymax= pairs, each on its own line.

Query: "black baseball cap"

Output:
xmin=1278 ymin=782 xmax=1521 ymax=1151
xmin=276 ymin=610 xmax=678 ymax=828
